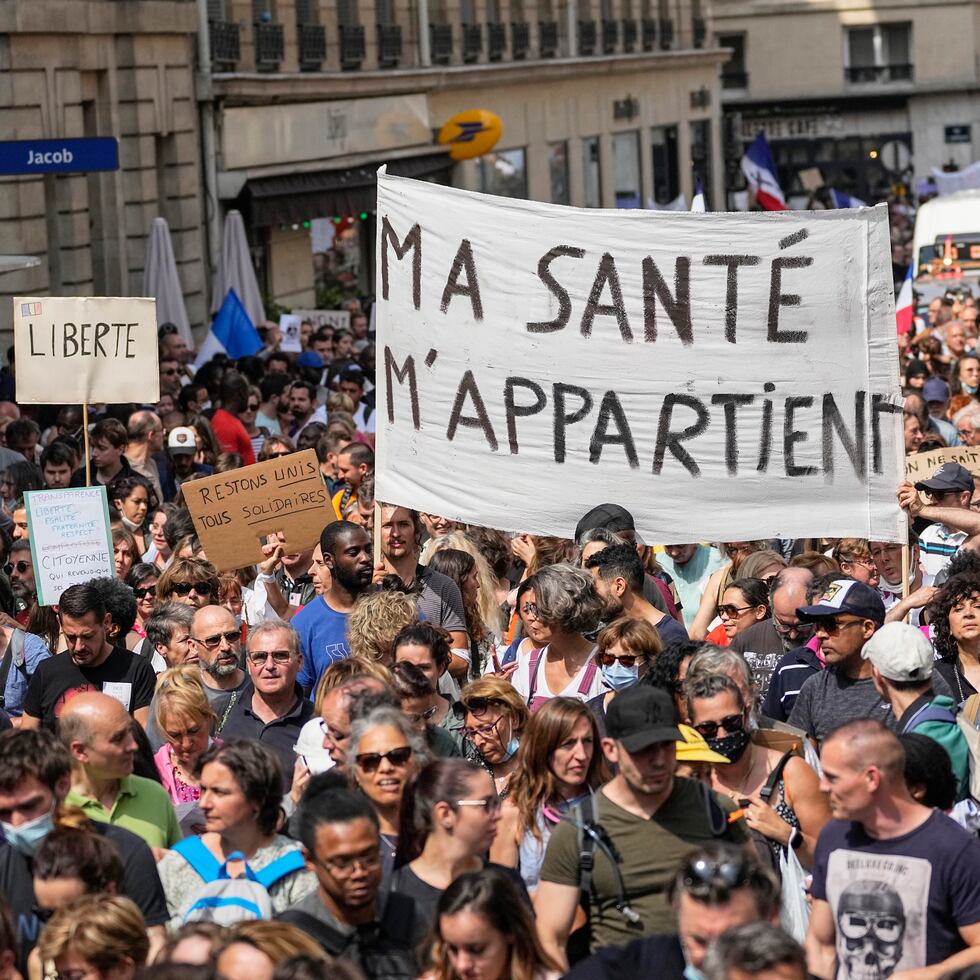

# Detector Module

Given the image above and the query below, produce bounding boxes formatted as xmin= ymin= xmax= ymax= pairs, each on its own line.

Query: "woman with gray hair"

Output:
xmin=510 ymin=563 xmax=607 ymax=712
xmin=347 ymin=704 xmax=430 ymax=876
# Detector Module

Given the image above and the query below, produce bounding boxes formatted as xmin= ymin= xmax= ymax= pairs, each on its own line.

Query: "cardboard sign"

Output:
xmin=376 ymin=172 xmax=906 ymax=543
xmin=905 ymin=446 xmax=980 ymax=481
xmin=24 ymin=487 xmax=115 ymax=606
xmin=13 ymin=296 xmax=160 ymax=404
xmin=182 ymin=449 xmax=332 ymax=571
xmin=291 ymin=309 xmax=350 ymax=331
xmin=279 ymin=313 xmax=303 ymax=353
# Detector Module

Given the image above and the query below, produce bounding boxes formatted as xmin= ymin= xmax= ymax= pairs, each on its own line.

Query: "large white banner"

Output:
xmin=375 ymin=173 xmax=906 ymax=543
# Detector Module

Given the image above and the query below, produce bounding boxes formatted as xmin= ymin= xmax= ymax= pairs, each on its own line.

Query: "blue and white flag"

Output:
xmin=829 ymin=188 xmax=868 ymax=209
xmin=690 ymin=179 xmax=706 ymax=213
xmin=194 ymin=288 xmax=263 ymax=370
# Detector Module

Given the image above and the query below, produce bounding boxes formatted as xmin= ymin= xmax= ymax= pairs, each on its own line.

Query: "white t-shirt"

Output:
xmin=511 ymin=644 xmax=607 ymax=704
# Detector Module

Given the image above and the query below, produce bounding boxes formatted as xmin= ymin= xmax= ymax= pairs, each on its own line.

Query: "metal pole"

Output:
xmin=418 ymin=0 xmax=432 ymax=66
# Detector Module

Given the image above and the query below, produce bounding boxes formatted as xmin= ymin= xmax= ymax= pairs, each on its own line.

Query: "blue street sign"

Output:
xmin=0 ymin=137 xmax=119 ymax=175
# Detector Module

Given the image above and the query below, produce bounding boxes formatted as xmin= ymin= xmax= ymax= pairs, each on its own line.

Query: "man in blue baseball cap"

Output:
xmin=908 ymin=462 xmax=974 ymax=578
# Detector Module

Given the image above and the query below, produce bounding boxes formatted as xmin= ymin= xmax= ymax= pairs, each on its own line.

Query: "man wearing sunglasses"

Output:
xmin=788 ymin=580 xmax=951 ymax=745
xmin=221 ymin=620 xmax=314 ymax=791
xmin=7 ymin=541 xmax=36 ymax=621
xmin=536 ymin=686 xmax=747 ymax=970
xmin=565 ymin=844 xmax=781 ymax=980
xmin=807 ymin=720 xmax=980 ymax=979
xmin=188 ymin=604 xmax=248 ymax=719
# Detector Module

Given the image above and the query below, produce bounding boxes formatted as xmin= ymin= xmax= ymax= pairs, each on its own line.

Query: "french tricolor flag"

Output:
xmin=740 ymin=132 xmax=786 ymax=211
xmin=830 ymin=188 xmax=868 ymax=209
xmin=895 ymin=264 xmax=914 ymax=335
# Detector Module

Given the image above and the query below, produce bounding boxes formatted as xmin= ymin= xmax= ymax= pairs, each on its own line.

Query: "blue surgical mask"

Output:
xmin=1 ymin=808 xmax=54 ymax=857
xmin=966 ymin=383 xmax=979 ymax=396
xmin=502 ymin=736 xmax=520 ymax=761
xmin=601 ymin=661 xmax=639 ymax=691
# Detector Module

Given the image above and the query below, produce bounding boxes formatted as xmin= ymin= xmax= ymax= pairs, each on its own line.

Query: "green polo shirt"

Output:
xmin=66 ymin=774 xmax=181 ymax=850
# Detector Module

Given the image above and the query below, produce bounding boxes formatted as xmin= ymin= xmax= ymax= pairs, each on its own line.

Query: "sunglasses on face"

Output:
xmin=407 ymin=705 xmax=438 ymax=725
xmin=246 ymin=402 xmax=259 ymax=411
xmin=452 ymin=696 xmax=505 ymax=721
xmin=267 ymin=451 xmax=291 ymax=459
xmin=813 ymin=617 xmax=865 ymax=637
xmin=718 ymin=604 xmax=755 ymax=620
xmin=355 ymin=746 xmax=413 ymax=773
xmin=171 ymin=581 xmax=216 ymax=597
xmin=693 ymin=714 xmax=744 ymax=739
xmin=133 ymin=585 xmax=157 ymax=600
xmin=194 ymin=629 xmax=241 ymax=649
xmin=594 ymin=651 xmax=646 ymax=668
xmin=247 ymin=649 xmax=292 ymax=667
xmin=4 ymin=560 xmax=29 ymax=575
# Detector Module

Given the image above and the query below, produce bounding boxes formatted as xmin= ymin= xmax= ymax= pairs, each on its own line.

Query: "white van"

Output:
xmin=912 ymin=189 xmax=980 ymax=284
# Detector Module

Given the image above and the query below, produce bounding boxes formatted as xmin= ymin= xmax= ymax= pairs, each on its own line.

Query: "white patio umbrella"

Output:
xmin=142 ymin=217 xmax=192 ymax=344
xmin=211 ymin=209 xmax=265 ymax=326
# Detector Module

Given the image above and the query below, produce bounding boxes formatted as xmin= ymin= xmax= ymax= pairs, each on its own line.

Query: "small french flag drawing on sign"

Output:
xmin=19 ymin=302 xmax=41 ymax=316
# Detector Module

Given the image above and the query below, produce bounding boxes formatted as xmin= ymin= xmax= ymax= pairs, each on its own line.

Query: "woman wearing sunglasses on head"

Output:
xmin=347 ymin=704 xmax=429 ymax=877
xmin=455 ymin=676 xmax=530 ymax=796
xmin=832 ymin=538 xmax=881 ymax=591
xmin=704 ymin=577 xmax=770 ymax=647
xmin=490 ymin=698 xmax=609 ymax=897
xmin=585 ymin=618 xmax=661 ymax=733
xmin=390 ymin=759 xmax=527 ymax=939
xmin=124 ymin=562 xmax=158 ymax=642
xmin=685 ymin=673 xmax=829 ymax=870
xmin=156 ymin=557 xmax=220 ymax=609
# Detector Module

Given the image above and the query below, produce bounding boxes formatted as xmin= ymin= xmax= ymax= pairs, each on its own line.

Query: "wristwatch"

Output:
xmin=789 ymin=827 xmax=804 ymax=850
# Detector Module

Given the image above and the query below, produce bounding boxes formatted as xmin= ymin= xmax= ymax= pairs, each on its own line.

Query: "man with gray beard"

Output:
xmin=189 ymin=604 xmax=249 ymax=728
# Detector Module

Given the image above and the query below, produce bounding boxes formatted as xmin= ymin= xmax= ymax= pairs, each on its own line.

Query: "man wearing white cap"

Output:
xmin=864 ymin=621 xmax=970 ymax=801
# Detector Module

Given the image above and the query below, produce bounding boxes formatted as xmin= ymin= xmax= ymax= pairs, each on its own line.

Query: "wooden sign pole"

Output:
xmin=82 ymin=404 xmax=91 ymax=488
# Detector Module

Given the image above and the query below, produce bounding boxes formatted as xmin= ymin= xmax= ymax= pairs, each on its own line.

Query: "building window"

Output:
xmin=479 ymin=148 xmax=528 ymax=199
xmin=613 ymin=131 xmax=641 ymax=208
xmin=549 ymin=142 xmax=570 ymax=205
xmin=689 ymin=120 xmax=713 ymax=207
xmin=719 ymin=32 xmax=747 ymax=89
xmin=583 ymin=137 xmax=602 ymax=207
xmin=844 ymin=23 xmax=912 ymax=82
xmin=337 ymin=0 xmax=358 ymax=27
xmin=651 ymin=125 xmax=679 ymax=205
xmin=252 ymin=0 xmax=275 ymax=21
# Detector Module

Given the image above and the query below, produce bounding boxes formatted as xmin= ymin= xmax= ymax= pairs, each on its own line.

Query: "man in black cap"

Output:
xmin=788 ymin=580 xmax=951 ymax=744
xmin=575 ymin=503 xmax=636 ymax=543
xmin=535 ymin=685 xmax=747 ymax=970
xmin=897 ymin=463 xmax=976 ymax=578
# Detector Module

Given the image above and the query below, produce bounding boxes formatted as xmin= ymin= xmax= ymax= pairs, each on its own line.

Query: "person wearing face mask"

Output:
xmin=584 ymin=618 xmax=661 ymax=736
xmin=872 ymin=536 xmax=935 ymax=626
xmin=0 ymin=729 xmax=168 ymax=974
xmin=954 ymin=351 xmax=980 ymax=398
xmin=687 ymin=673 xmax=829 ymax=872
xmin=455 ymin=677 xmax=529 ymax=796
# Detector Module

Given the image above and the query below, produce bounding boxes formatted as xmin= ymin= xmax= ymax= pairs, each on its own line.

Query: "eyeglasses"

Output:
xmin=594 ymin=651 xmax=647 ymax=668
xmin=843 ymin=557 xmax=876 ymax=570
xmin=813 ymin=618 xmax=866 ymax=637
xmin=462 ymin=718 xmax=503 ymax=741
xmin=693 ymin=714 xmax=744 ymax=739
xmin=718 ymin=604 xmax=755 ymax=620
xmin=452 ymin=696 xmax=505 ymax=721
xmin=193 ymin=629 xmax=241 ymax=649
xmin=171 ymin=581 xmax=217 ymax=598
xmin=247 ymin=649 xmax=293 ymax=667
xmin=683 ymin=855 xmax=752 ymax=899
xmin=319 ymin=718 xmax=350 ymax=743
xmin=355 ymin=746 xmax=413 ymax=772
xmin=133 ymin=585 xmax=157 ymax=600
xmin=456 ymin=796 xmax=502 ymax=813
xmin=773 ymin=617 xmax=813 ymax=637
xmin=315 ymin=850 xmax=382 ymax=877
xmin=407 ymin=705 xmax=438 ymax=725
xmin=4 ymin=560 xmax=29 ymax=575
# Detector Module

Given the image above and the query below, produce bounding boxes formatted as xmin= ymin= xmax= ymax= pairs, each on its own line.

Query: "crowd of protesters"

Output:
xmin=2 ymin=294 xmax=980 ymax=980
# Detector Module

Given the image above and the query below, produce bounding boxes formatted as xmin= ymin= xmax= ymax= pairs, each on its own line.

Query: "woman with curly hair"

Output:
xmin=930 ymin=550 xmax=980 ymax=702
xmin=490 ymin=698 xmax=609 ymax=892
xmin=346 ymin=588 xmax=418 ymax=664
xmin=509 ymin=564 xmax=606 ymax=710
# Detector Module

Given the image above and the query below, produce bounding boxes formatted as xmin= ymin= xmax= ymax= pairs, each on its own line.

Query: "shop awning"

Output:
xmin=242 ymin=151 xmax=453 ymax=226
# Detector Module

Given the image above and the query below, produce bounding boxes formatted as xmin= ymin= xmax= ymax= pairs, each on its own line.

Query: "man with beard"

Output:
xmin=8 ymin=540 xmax=36 ymax=623
xmin=188 ymin=604 xmax=249 ymax=722
xmin=585 ymin=544 xmax=688 ymax=648
xmin=288 ymin=380 xmax=324 ymax=440
xmin=295 ymin=522 xmax=374 ymax=694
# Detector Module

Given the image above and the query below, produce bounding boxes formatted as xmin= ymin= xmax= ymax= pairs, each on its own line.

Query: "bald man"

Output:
xmin=806 ymin=720 xmax=980 ymax=979
xmin=190 ymin=604 xmax=248 ymax=719
xmin=61 ymin=692 xmax=180 ymax=850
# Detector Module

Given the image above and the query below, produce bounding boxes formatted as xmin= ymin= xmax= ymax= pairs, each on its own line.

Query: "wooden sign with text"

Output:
xmin=905 ymin=446 xmax=980 ymax=482
xmin=182 ymin=449 xmax=332 ymax=571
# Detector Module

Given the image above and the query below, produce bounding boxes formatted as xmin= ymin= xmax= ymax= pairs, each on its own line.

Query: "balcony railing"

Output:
xmin=539 ymin=19 xmax=558 ymax=56
xmin=845 ymin=63 xmax=914 ymax=82
xmin=297 ymin=23 xmax=325 ymax=69
xmin=377 ymin=23 xmax=402 ymax=66
xmin=209 ymin=20 xmax=241 ymax=68
xmin=512 ymin=21 xmax=530 ymax=58
xmin=254 ymin=22 xmax=283 ymax=68
xmin=692 ymin=16 xmax=706 ymax=48
xmin=722 ymin=70 xmax=748 ymax=89
xmin=601 ymin=18 xmax=618 ymax=53
xmin=659 ymin=16 xmax=674 ymax=48
xmin=488 ymin=22 xmax=506 ymax=60
xmin=622 ymin=18 xmax=637 ymax=51
xmin=431 ymin=23 xmax=453 ymax=64
xmin=339 ymin=24 xmax=365 ymax=69
xmin=641 ymin=16 xmax=656 ymax=50
xmin=462 ymin=23 xmax=482 ymax=62
xmin=579 ymin=19 xmax=597 ymax=54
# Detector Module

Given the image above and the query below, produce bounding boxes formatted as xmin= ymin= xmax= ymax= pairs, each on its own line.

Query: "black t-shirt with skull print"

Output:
xmin=811 ymin=810 xmax=980 ymax=977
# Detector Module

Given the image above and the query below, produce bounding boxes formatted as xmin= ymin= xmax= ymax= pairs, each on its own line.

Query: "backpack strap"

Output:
xmin=280 ymin=910 xmax=354 ymax=957
xmin=0 ymin=649 xmax=11 ymax=711
xmin=526 ymin=647 xmax=544 ymax=706
xmin=577 ymin=658 xmax=598 ymax=697
xmin=172 ymin=836 xmax=223 ymax=883
xmin=217 ymin=851 xmax=260 ymax=882
xmin=905 ymin=704 xmax=957 ymax=730
xmin=575 ymin=792 xmax=598 ymax=895
xmin=253 ymin=849 xmax=306 ymax=889
xmin=759 ymin=747 xmax=797 ymax=805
